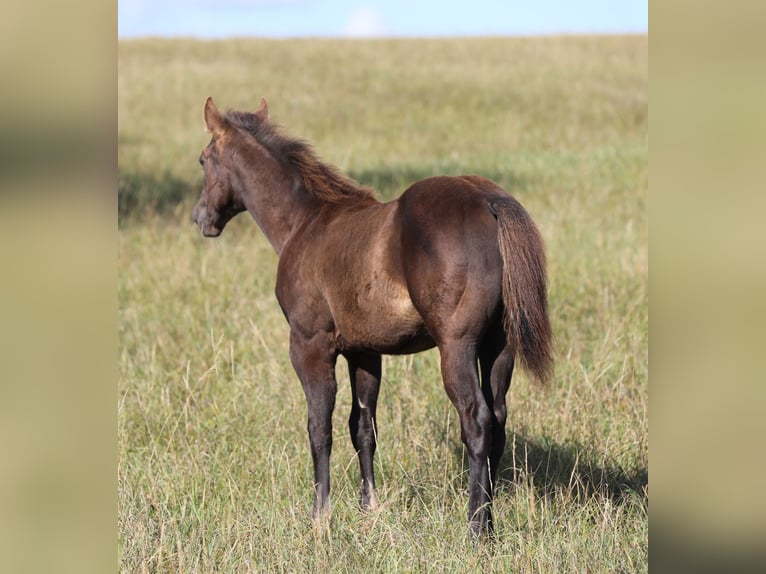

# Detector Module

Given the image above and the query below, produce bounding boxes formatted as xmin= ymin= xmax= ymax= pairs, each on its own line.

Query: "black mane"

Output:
xmin=224 ymin=110 xmax=377 ymax=205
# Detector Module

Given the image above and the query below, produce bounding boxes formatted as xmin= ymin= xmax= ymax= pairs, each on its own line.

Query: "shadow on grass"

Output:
xmin=118 ymin=169 xmax=198 ymax=225
xmin=448 ymin=432 xmax=647 ymax=509
xmin=498 ymin=433 xmax=647 ymax=507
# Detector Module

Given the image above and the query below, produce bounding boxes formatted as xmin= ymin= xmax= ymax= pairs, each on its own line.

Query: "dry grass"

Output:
xmin=119 ymin=35 xmax=647 ymax=572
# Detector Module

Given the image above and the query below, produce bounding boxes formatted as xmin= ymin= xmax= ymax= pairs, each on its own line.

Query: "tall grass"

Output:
xmin=119 ymin=36 xmax=647 ymax=572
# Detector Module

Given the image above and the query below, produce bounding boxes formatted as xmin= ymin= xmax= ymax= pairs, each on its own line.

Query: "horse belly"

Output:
xmin=334 ymin=285 xmax=433 ymax=354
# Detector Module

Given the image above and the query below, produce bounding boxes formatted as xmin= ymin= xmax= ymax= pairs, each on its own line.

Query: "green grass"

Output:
xmin=119 ymin=36 xmax=647 ymax=572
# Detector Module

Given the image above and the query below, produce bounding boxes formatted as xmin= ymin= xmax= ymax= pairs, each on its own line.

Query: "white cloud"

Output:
xmin=343 ymin=6 xmax=387 ymax=37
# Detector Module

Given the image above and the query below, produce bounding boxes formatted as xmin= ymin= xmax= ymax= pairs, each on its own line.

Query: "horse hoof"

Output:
xmin=362 ymin=490 xmax=380 ymax=511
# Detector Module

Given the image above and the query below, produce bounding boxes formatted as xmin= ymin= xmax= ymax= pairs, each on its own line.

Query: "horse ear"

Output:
xmin=254 ymin=97 xmax=269 ymax=122
xmin=204 ymin=97 xmax=224 ymax=135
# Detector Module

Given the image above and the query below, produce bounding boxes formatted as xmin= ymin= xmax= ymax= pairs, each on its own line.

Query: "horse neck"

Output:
xmin=234 ymin=142 xmax=313 ymax=254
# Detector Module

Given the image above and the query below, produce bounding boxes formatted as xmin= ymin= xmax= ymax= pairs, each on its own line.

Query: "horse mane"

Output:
xmin=224 ymin=110 xmax=378 ymax=205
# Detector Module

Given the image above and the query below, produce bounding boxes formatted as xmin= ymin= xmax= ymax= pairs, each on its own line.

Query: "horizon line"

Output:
xmin=118 ymin=30 xmax=648 ymax=41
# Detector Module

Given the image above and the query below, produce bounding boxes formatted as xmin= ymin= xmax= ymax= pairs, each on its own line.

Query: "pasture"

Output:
xmin=118 ymin=36 xmax=647 ymax=572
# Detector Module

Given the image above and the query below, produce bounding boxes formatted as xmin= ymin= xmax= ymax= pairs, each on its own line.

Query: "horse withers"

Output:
xmin=192 ymin=97 xmax=553 ymax=537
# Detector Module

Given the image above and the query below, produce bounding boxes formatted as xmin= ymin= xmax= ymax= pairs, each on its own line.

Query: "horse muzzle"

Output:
xmin=192 ymin=205 xmax=221 ymax=237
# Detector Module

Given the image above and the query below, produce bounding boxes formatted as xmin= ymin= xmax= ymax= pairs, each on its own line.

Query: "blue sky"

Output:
xmin=118 ymin=0 xmax=647 ymax=38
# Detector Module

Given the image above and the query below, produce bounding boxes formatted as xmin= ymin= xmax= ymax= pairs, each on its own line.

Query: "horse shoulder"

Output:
xmin=274 ymin=228 xmax=335 ymax=336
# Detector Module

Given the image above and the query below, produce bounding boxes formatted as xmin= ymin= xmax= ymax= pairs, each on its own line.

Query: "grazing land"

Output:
xmin=118 ymin=36 xmax=647 ymax=572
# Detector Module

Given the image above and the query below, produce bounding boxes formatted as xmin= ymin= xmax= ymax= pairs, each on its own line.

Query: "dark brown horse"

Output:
xmin=192 ymin=97 xmax=553 ymax=537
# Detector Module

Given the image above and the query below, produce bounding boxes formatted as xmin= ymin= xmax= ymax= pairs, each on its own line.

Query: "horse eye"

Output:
xmin=199 ymin=156 xmax=205 ymax=166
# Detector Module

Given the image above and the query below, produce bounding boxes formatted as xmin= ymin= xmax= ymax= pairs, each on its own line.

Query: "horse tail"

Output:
xmin=488 ymin=197 xmax=554 ymax=384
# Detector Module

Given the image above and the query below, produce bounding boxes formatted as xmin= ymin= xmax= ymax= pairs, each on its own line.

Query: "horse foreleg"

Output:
xmin=289 ymin=329 xmax=338 ymax=522
xmin=346 ymin=352 xmax=382 ymax=511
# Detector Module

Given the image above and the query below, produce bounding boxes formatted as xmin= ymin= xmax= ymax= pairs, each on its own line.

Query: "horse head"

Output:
xmin=192 ymin=97 xmax=268 ymax=236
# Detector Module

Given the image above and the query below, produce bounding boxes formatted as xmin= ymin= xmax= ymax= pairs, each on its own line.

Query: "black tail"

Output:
xmin=489 ymin=197 xmax=554 ymax=383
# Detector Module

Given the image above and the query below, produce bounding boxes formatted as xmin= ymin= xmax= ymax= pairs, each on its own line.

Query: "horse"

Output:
xmin=192 ymin=97 xmax=553 ymax=537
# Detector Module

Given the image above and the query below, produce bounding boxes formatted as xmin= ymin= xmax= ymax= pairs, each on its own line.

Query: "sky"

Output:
xmin=118 ymin=0 xmax=647 ymax=39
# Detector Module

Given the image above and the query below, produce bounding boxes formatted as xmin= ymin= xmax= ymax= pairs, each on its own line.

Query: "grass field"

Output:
xmin=118 ymin=36 xmax=647 ymax=572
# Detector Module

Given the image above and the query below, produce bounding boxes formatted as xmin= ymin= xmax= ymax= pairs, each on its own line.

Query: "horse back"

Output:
xmin=276 ymin=175 xmax=509 ymax=353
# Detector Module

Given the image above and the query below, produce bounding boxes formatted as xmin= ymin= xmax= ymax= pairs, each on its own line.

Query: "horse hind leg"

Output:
xmin=438 ymin=340 xmax=495 ymax=537
xmin=479 ymin=324 xmax=515 ymax=486
xmin=346 ymin=352 xmax=382 ymax=511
